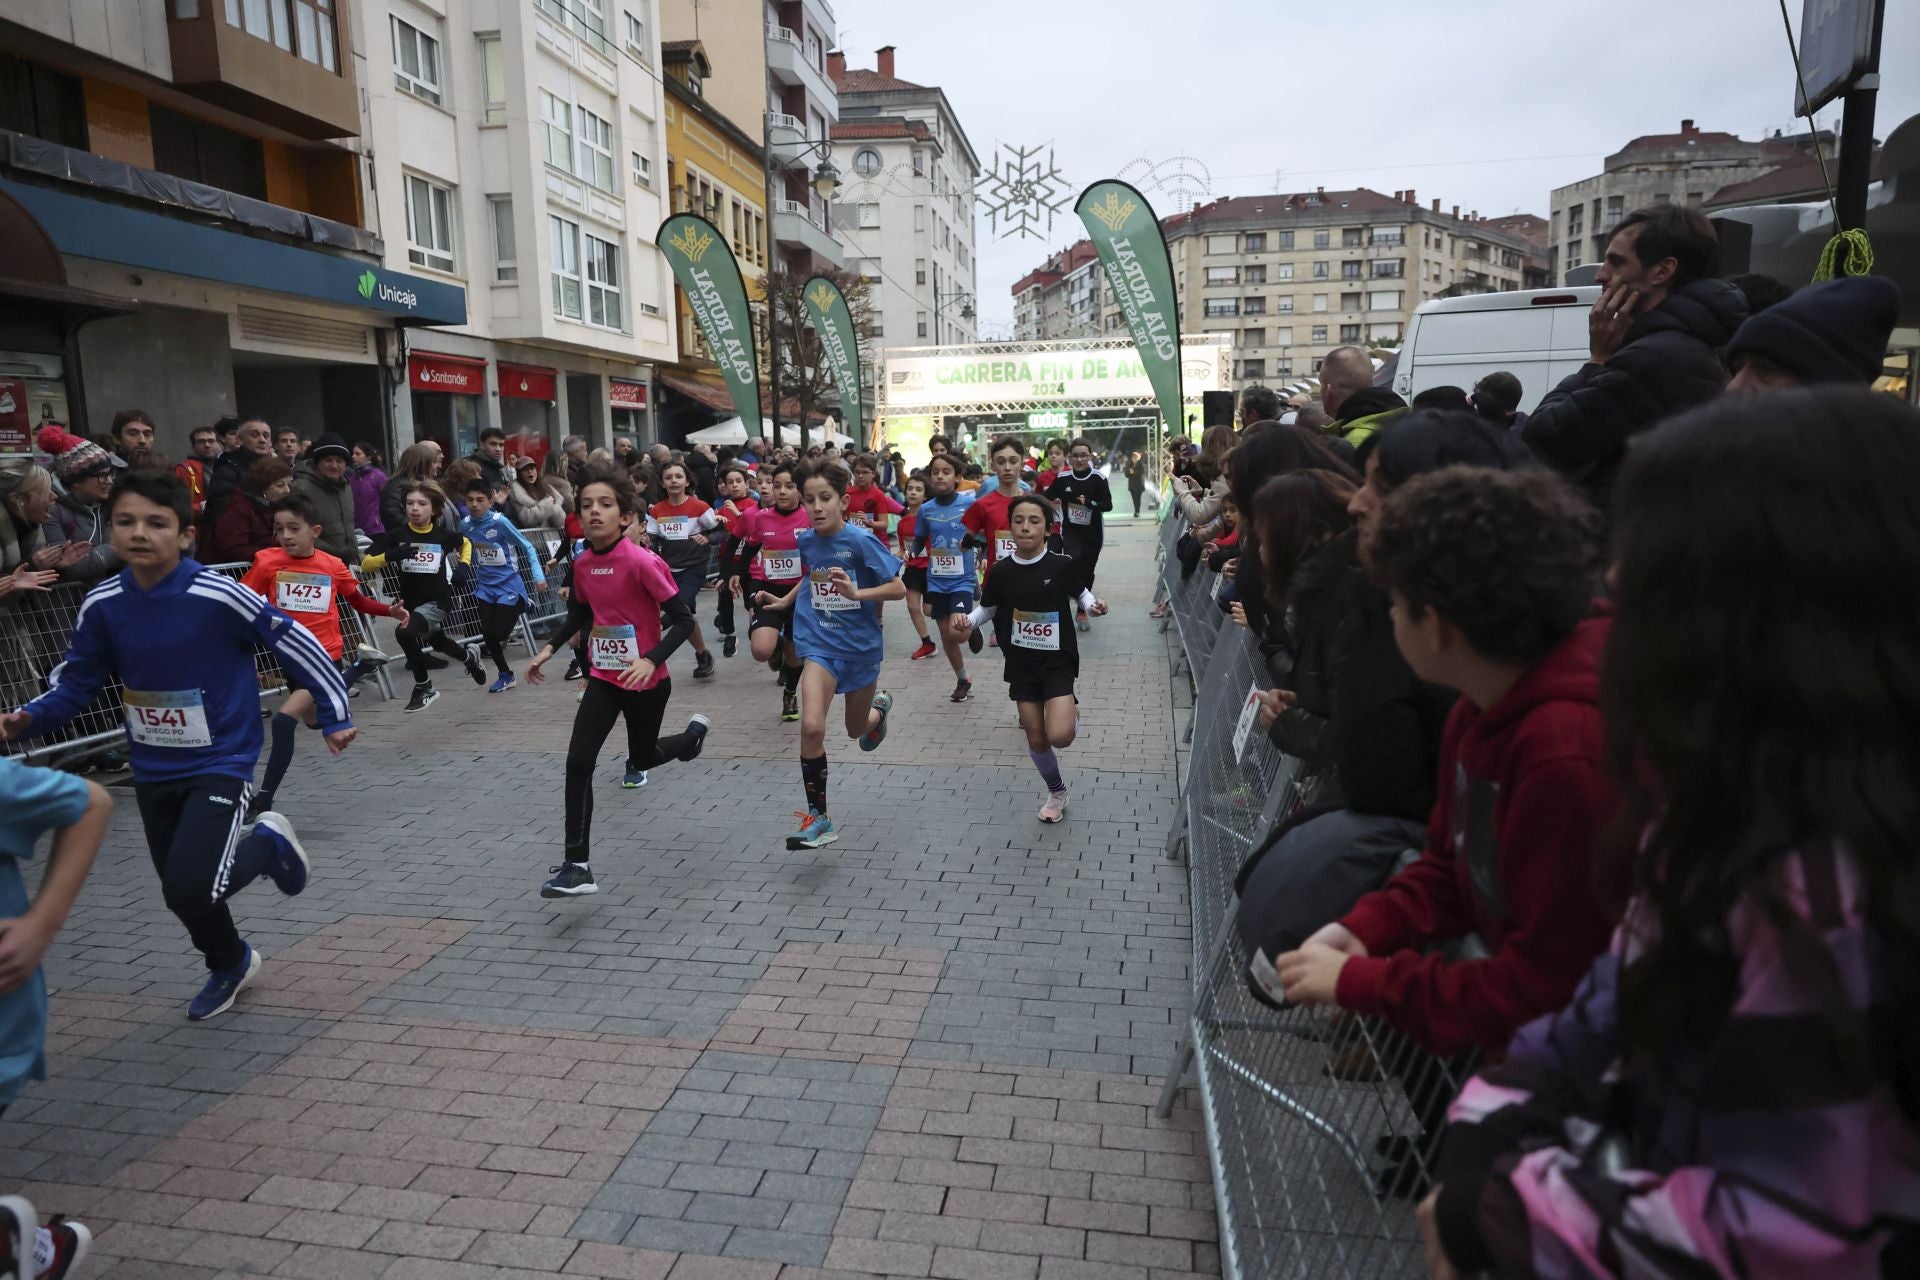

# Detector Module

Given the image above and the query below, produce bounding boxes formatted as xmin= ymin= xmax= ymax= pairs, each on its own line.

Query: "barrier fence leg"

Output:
xmin=1154 ymin=1038 xmax=1194 ymax=1120
xmin=1157 ymin=903 xmax=1241 ymax=1120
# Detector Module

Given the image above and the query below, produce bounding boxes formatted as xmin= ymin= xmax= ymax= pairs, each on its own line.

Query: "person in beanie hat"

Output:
xmin=37 ymin=426 xmax=123 ymax=583
xmin=1725 ymin=275 xmax=1902 ymax=393
xmin=290 ymin=433 xmax=359 ymax=560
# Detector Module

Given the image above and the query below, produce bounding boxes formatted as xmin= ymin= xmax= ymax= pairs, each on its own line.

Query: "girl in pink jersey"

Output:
xmin=727 ymin=461 xmax=810 ymax=722
xmin=525 ymin=469 xmax=709 ymax=899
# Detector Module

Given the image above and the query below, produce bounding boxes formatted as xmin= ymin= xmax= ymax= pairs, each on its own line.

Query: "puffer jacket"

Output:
xmin=1523 ymin=278 xmax=1747 ymax=510
xmin=41 ymin=492 xmax=119 ymax=583
xmin=292 ymin=461 xmax=358 ymax=560
xmin=349 ymin=464 xmax=387 ymax=536
xmin=509 ymin=476 xmax=571 ymax=533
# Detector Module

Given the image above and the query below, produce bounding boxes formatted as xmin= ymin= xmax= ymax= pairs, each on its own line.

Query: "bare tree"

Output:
xmin=758 ymin=267 xmax=876 ymax=436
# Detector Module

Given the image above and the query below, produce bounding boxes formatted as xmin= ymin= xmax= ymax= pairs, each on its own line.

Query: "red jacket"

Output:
xmin=1334 ymin=612 xmax=1619 ymax=1057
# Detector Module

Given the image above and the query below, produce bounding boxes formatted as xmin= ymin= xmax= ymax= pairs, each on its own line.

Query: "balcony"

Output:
xmin=165 ymin=2 xmax=359 ymax=140
xmin=766 ymin=113 xmax=811 ymax=170
xmin=766 ymin=26 xmax=836 ymax=106
xmin=772 ymin=198 xmax=844 ymax=268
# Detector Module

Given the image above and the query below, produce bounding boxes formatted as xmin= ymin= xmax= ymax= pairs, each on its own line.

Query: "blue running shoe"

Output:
xmin=785 ymin=810 xmax=837 ymax=850
xmin=622 ymin=768 xmax=649 ymax=789
xmin=488 ymin=672 xmax=517 ymax=694
xmin=188 ymin=944 xmax=261 ymax=1021
xmin=251 ymin=811 xmax=310 ymax=896
xmin=860 ymin=693 xmax=892 ymax=752
xmin=680 ymin=714 xmax=711 ymax=761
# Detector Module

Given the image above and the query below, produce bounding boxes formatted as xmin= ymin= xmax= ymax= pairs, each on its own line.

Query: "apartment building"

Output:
xmin=360 ymin=0 xmax=677 ymax=455
xmin=1548 ymin=119 xmax=1830 ymax=282
xmin=764 ymin=0 xmax=842 ymax=277
xmin=0 ymin=0 xmax=463 ymax=455
xmin=1012 ymin=241 xmax=1103 ymax=342
xmin=829 ymin=46 xmax=979 ymax=415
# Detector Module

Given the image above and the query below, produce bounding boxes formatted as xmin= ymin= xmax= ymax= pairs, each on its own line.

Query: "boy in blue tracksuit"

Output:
xmin=0 ymin=472 xmax=354 ymax=1022
xmin=909 ymin=454 xmax=980 ymax=702
xmin=459 ymin=478 xmax=547 ymax=693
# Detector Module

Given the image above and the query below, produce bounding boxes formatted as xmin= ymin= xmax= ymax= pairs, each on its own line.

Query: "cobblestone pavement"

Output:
xmin=1 ymin=517 xmax=1220 ymax=1280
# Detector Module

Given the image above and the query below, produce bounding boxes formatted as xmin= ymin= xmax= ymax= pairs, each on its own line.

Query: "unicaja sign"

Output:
xmin=355 ymin=268 xmax=419 ymax=311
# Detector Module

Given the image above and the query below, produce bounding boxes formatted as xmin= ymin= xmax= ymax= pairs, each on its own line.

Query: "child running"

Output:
xmin=729 ymin=461 xmax=809 ymax=722
xmin=1044 ymin=437 xmax=1114 ymax=632
xmin=0 ymin=471 xmax=350 ymax=1021
xmin=240 ymin=494 xmax=404 ymax=815
xmin=459 ymin=477 xmax=547 ymax=693
xmin=895 ymin=474 xmax=937 ymax=661
xmin=361 ymin=479 xmax=485 ymax=711
xmin=644 ymin=460 xmax=719 ymax=680
xmin=711 ymin=464 xmax=759 ymax=658
xmin=845 ymin=454 xmax=903 ymax=535
xmin=523 ymin=468 xmax=709 ymax=898
xmin=749 ymin=460 xmax=903 ymax=850
xmin=910 ymin=454 xmax=979 ymax=700
xmin=956 ymin=494 xmax=1107 ymax=821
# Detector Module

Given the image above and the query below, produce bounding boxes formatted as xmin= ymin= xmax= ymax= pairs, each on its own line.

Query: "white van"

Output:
xmin=1391 ymin=287 xmax=1602 ymax=413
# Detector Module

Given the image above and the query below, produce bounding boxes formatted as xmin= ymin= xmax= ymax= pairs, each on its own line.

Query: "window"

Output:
xmin=149 ymin=103 xmax=266 ymax=198
xmin=576 ymin=105 xmax=614 ymax=190
xmin=1275 ymin=297 xmax=1294 ymax=314
xmin=584 ymin=232 xmax=622 ymax=328
xmin=1276 ymin=264 xmax=1294 ymax=281
xmin=853 ymin=148 xmax=881 ymax=175
xmin=1370 ymin=227 xmax=1402 ymax=246
xmin=1242 ymin=328 xmax=1264 ymax=347
xmin=1341 ymin=292 xmax=1363 ymax=312
xmin=1565 ymin=243 xmax=1582 ymax=269
xmin=917 ymin=312 xmax=928 ymax=338
xmin=0 ymin=52 xmax=88 ymax=149
xmin=912 ymin=149 xmax=925 ymax=176
xmin=1278 ymin=231 xmax=1294 ymax=250
xmin=1244 ymin=232 xmax=1266 ymax=252
xmin=1340 ymin=324 xmax=1361 ymax=342
xmin=1652 ymin=192 xmax=1671 ymax=205
xmin=1203 ymin=299 xmax=1239 ymax=318
xmin=1368 ymin=290 xmax=1401 ymax=311
xmin=1311 ymin=325 xmax=1328 ymax=343
xmin=1206 ymin=266 xmax=1239 ymax=286
xmin=1369 ymin=322 xmax=1400 ymax=342
xmin=1312 ymin=261 xmax=1329 ymax=279
xmin=1371 ymin=259 xmax=1404 ymax=278
xmin=630 ymin=150 xmax=652 ymax=186
xmin=391 ymin=16 xmax=442 ymax=104
xmin=540 ymin=91 xmax=572 ymax=171
xmin=224 ymin=0 xmax=336 ymax=69
xmin=1343 ymin=228 xmax=1363 ymax=248
xmin=489 ymin=196 xmax=516 ymax=281
xmin=1241 ymin=359 xmax=1265 ymax=379
xmin=404 ymin=174 xmax=454 ymax=272
xmin=1605 ymin=195 xmax=1624 ymax=224
xmin=1312 ymin=294 xmax=1329 ymax=313
xmin=1567 ymin=205 xmax=1583 ymax=237
xmin=1341 ymin=261 xmax=1361 ymax=280
xmin=550 ymin=215 xmax=582 ymax=318
xmin=1274 ymin=326 xmax=1293 ymax=346
xmin=857 ymin=204 xmax=880 ymax=228
xmin=1244 ymin=265 xmax=1266 ymax=285
xmin=624 ymin=10 xmax=647 ymax=57
xmin=913 ymin=206 xmax=925 ymax=232
xmin=915 ymin=258 xmax=926 ymax=285
xmin=478 ymin=36 xmax=506 ymax=123
xmin=1313 ymin=230 xmax=1330 ymax=248
xmin=1242 ymin=297 xmax=1265 ymax=316
xmin=1206 ymin=234 xmax=1237 ymax=255
xmin=536 ymin=0 xmax=610 ymax=54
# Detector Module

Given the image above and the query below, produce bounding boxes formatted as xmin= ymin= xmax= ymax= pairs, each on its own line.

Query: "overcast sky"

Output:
xmin=827 ymin=0 xmax=1919 ymax=335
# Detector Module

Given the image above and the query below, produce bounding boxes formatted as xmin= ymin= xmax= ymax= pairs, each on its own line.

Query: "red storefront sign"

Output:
xmin=609 ymin=378 xmax=647 ymax=409
xmin=499 ymin=363 xmax=557 ymax=401
xmin=409 ymin=351 xmax=486 ymax=395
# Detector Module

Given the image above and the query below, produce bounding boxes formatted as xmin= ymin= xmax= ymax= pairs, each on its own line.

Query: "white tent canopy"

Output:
xmin=685 ymin=416 xmax=747 ymax=445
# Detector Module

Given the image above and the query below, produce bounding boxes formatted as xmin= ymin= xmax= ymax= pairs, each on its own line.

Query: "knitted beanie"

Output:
xmin=1724 ymin=275 xmax=1901 ymax=385
xmin=37 ymin=425 xmax=119 ymax=483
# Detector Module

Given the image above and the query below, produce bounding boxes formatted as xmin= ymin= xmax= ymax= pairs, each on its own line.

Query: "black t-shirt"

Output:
xmin=374 ymin=524 xmax=466 ymax=608
xmin=1044 ymin=469 xmax=1112 ymax=539
xmin=982 ymin=551 xmax=1083 ymax=682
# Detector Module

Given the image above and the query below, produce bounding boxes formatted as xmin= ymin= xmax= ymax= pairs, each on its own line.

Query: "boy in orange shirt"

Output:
xmin=240 ymin=494 xmax=404 ymax=815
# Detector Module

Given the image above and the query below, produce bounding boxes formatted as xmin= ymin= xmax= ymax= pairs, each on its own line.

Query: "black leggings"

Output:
xmin=1129 ymin=488 xmax=1143 ymax=516
xmin=1062 ymin=532 xmax=1103 ymax=593
xmin=475 ymin=599 xmax=524 ymax=674
xmin=135 ymin=774 xmax=276 ymax=972
xmin=396 ymin=602 xmax=469 ymax=683
xmin=564 ymin=676 xmax=700 ymax=862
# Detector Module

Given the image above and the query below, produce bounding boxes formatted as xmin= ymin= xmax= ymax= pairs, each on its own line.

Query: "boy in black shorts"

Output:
xmin=955 ymin=494 xmax=1106 ymax=822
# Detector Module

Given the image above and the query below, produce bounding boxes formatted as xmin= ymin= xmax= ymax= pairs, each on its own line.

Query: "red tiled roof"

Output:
xmin=830 ymin=119 xmax=933 ymax=143
xmin=1618 ymin=125 xmax=1743 ymax=153
xmin=1708 ymin=153 xmax=1880 ymax=207
xmin=832 ymin=68 xmax=928 ymax=94
xmin=1011 ymin=268 xmax=1062 ymax=296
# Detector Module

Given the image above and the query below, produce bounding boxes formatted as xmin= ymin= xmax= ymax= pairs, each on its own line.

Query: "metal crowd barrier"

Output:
xmin=361 ymin=531 xmax=567 ymax=662
xmin=1155 ymin=506 xmax=1228 ymax=684
xmin=1158 ymin=592 xmax=1476 ymax=1279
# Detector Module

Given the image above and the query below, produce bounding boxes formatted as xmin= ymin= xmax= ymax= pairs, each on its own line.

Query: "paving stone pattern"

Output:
xmin=1 ymin=518 xmax=1221 ymax=1279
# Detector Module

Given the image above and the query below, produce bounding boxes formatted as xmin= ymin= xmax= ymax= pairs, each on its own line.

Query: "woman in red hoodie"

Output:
xmin=1272 ymin=465 xmax=1620 ymax=1059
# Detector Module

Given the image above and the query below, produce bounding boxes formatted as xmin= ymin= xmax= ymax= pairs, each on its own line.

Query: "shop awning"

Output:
xmin=0 ymin=176 xmax=465 ymax=327
xmin=499 ymin=363 xmax=557 ymax=400
xmin=659 ymin=372 xmax=735 ymax=414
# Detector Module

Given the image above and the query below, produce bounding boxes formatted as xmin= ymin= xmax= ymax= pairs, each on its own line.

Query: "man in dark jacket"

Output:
xmin=199 ymin=416 xmax=274 ymax=541
xmin=1320 ymin=346 xmax=1407 ymax=447
xmin=468 ymin=425 xmax=511 ymax=493
xmin=1522 ymin=206 xmax=1746 ymax=509
xmin=1723 ymin=273 xmax=1901 ymax=393
xmin=291 ymin=433 xmax=360 ymax=560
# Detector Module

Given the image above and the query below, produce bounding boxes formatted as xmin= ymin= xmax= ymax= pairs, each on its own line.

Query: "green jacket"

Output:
xmin=292 ymin=462 xmax=359 ymax=562
xmin=1332 ymin=405 xmax=1407 ymax=448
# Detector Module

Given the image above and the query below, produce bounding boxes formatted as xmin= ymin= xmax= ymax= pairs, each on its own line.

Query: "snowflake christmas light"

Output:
xmin=978 ymin=143 xmax=1069 ymax=241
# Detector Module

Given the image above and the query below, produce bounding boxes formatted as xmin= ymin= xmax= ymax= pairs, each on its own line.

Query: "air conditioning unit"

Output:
xmin=638 ymin=301 xmax=662 ymax=317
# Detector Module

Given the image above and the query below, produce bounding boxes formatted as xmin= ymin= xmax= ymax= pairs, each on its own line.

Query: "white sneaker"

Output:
xmin=1039 ymin=792 xmax=1068 ymax=823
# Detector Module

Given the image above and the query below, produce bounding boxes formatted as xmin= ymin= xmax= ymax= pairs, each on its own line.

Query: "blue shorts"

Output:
xmin=803 ymin=653 xmax=881 ymax=694
xmin=923 ymin=590 xmax=975 ymax=618
xmin=671 ymin=566 xmax=705 ymax=608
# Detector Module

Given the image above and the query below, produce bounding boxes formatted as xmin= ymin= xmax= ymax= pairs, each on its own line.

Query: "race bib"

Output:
xmin=993 ymin=531 xmax=1016 ymax=561
xmin=809 ymin=568 xmax=857 ymax=612
xmin=474 ymin=542 xmax=508 ymax=567
xmin=124 ymin=689 xmax=212 ymax=748
xmin=1066 ymin=503 xmax=1093 ymax=526
xmin=274 ymin=570 xmax=333 ymax=614
xmin=1232 ymin=683 xmax=1262 ymax=763
xmin=657 ymin=517 xmax=691 ymax=541
xmin=760 ymin=550 xmax=801 ymax=580
xmin=403 ymin=544 xmax=444 ymax=574
xmin=589 ymin=624 xmax=639 ymax=671
xmin=929 ymin=549 xmax=965 ymax=578
xmin=1011 ymin=609 xmax=1059 ymax=651
xmin=850 ymin=512 xmax=872 ymax=529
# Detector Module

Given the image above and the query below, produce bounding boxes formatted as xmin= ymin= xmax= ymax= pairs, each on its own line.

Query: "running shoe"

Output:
xmin=540 ymin=863 xmax=598 ymax=898
xmin=909 ymin=639 xmax=936 ymax=661
xmin=1039 ymin=792 xmax=1069 ymax=824
xmin=36 ymin=1215 xmax=91 ymax=1280
xmin=1076 ymin=611 xmax=1092 ymax=633
xmin=252 ymin=812 xmax=310 ymax=896
xmin=967 ymin=625 xmax=984 ymax=655
xmin=1 ymin=1196 xmax=34 ymax=1280
xmin=680 ymin=714 xmax=712 ymax=762
xmin=781 ymin=685 xmax=800 ymax=722
xmin=425 ymin=654 xmax=451 ymax=670
xmin=950 ymin=677 xmax=972 ymax=703
xmin=404 ymin=683 xmax=438 ymax=713
xmin=462 ymin=646 xmax=487 ymax=685
xmin=785 ymin=810 xmax=837 ymax=850
xmin=712 ymin=611 xmax=727 ymax=632
xmin=693 ymin=650 xmax=716 ymax=680
xmin=564 ymin=658 xmax=584 ymax=681
xmin=860 ymin=693 xmax=892 ymax=752
xmin=622 ymin=768 xmax=649 ymax=789
xmin=488 ymin=672 xmax=517 ymax=694
xmin=722 ymin=632 xmax=738 ymax=658
xmin=188 ymin=944 xmax=260 ymax=1021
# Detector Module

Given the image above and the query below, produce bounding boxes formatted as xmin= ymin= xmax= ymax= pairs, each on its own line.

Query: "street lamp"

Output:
xmin=763 ymin=115 xmax=840 ymax=452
